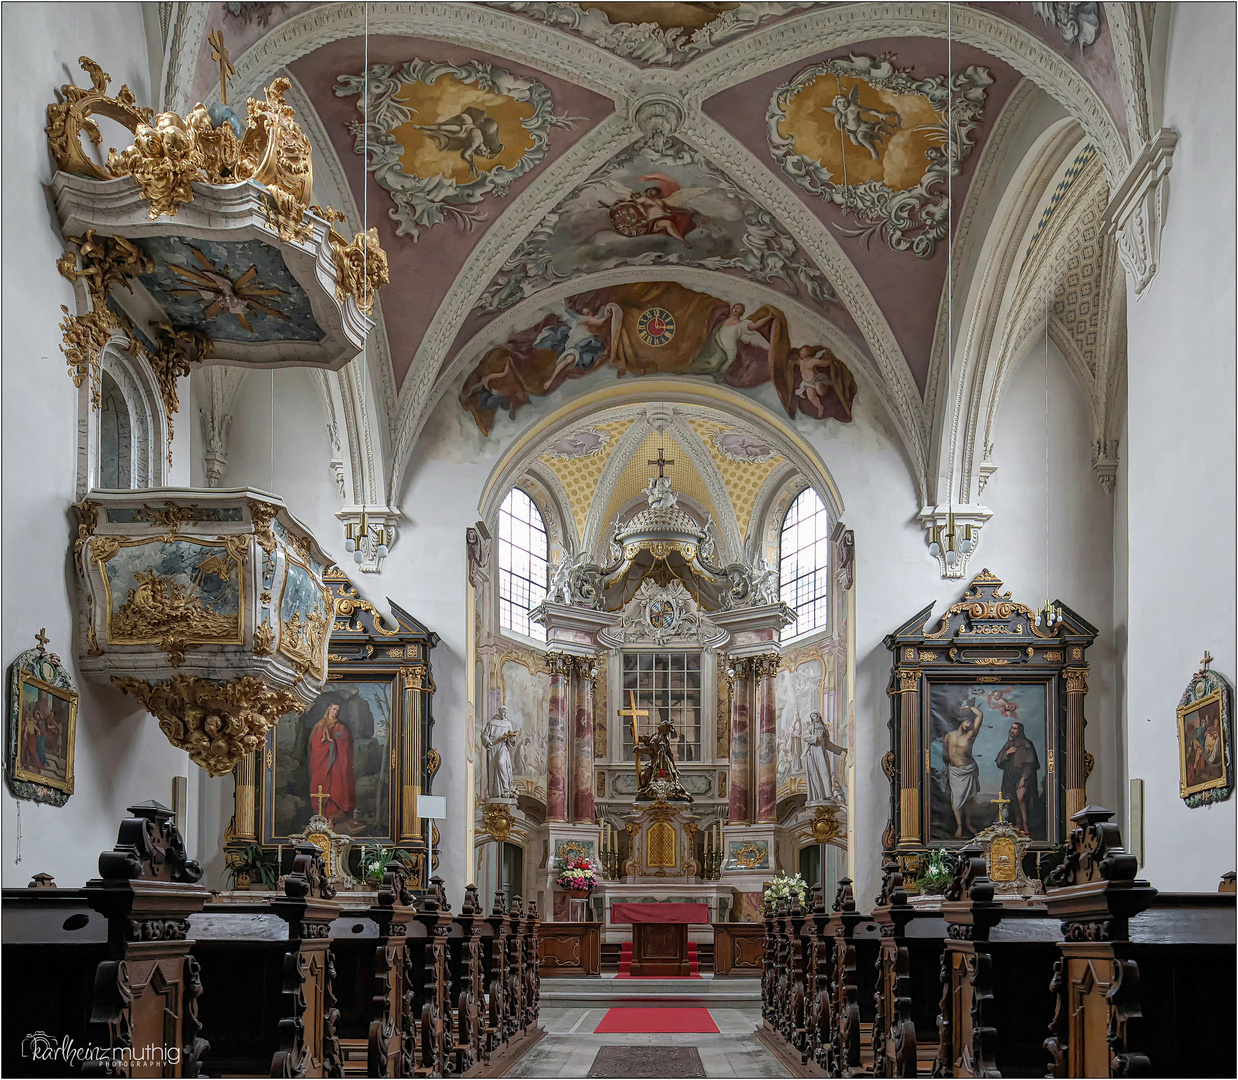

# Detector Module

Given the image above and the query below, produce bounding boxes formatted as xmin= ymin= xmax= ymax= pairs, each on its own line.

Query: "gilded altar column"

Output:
xmin=232 ymin=750 xmax=258 ymax=841
xmin=545 ymin=652 xmax=569 ymax=822
xmin=896 ymin=667 xmax=922 ymax=847
xmin=572 ymin=657 xmax=597 ymax=823
xmin=755 ymin=652 xmax=780 ymax=824
xmin=728 ymin=657 xmax=752 ymax=823
xmin=1064 ymin=666 xmax=1089 ymax=820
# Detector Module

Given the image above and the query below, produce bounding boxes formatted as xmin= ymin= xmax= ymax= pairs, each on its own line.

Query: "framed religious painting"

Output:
xmin=925 ymin=676 xmax=1058 ymax=843
xmin=883 ymin=570 xmax=1097 ymax=872
xmin=1176 ymin=653 xmax=1234 ymax=808
xmin=6 ymin=631 xmax=78 ymax=807
xmin=228 ymin=568 xmax=439 ymax=880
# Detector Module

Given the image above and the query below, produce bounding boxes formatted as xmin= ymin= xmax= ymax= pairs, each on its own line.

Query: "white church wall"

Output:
xmin=0 ymin=3 xmax=196 ymax=888
xmin=1123 ymin=3 xmax=1237 ymax=890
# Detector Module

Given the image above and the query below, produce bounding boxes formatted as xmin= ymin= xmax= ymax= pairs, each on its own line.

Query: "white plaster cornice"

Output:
xmin=162 ymin=1 xmax=209 ymax=113
xmin=1104 ymin=3 xmax=1153 ymax=150
xmin=1099 ymin=127 xmax=1177 ymax=296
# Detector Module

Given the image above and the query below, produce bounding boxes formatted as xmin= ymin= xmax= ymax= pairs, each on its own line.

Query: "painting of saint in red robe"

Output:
xmin=272 ymin=681 xmax=392 ymax=840
xmin=308 ymin=703 xmax=356 ymax=828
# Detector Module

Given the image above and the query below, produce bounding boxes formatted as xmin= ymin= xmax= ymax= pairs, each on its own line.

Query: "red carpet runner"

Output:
xmin=593 ymin=1007 xmax=719 ymax=1034
xmin=615 ymin=941 xmax=701 ymax=978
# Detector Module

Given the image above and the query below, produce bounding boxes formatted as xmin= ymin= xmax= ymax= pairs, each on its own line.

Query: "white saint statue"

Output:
xmin=804 ymin=710 xmax=846 ymax=803
xmin=482 ymin=705 xmax=517 ymax=799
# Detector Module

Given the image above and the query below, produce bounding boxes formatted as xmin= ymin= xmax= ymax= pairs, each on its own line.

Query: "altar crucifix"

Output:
xmin=311 ymin=785 xmax=331 ymax=817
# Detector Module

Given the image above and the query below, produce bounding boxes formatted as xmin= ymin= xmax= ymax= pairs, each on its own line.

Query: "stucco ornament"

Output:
xmin=496 ymin=2 xmax=816 ymax=66
xmin=767 ymin=54 xmax=993 ymax=259
xmin=477 ymin=139 xmax=835 ymax=313
xmin=334 ymin=60 xmax=579 ymax=241
xmin=1032 ymin=3 xmax=1100 ymax=48
xmin=599 ymin=579 xmax=726 ymax=650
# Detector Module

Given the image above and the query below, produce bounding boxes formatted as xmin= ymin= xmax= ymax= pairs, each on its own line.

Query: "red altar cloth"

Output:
xmin=610 ymin=902 xmax=711 ymax=925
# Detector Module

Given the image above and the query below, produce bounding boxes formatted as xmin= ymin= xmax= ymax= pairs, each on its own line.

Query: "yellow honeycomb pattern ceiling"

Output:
xmin=538 ymin=418 xmax=634 ymax=543
xmin=686 ymin=418 xmax=785 ymax=541
xmin=600 ymin=430 xmax=721 ymax=532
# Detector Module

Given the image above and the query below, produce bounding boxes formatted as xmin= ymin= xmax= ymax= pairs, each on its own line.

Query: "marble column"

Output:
xmin=728 ymin=658 xmax=752 ymax=824
xmin=546 ymin=653 xmax=569 ymax=822
xmin=1064 ymin=666 xmax=1090 ymax=820
xmin=755 ymin=653 xmax=780 ymax=823
xmin=572 ymin=658 xmax=596 ymax=823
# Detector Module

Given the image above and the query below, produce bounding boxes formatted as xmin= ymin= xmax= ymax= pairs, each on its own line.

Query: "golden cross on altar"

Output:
xmin=35 ymin=628 xmax=49 ymax=653
xmin=647 ymin=447 xmax=674 ymax=478
xmin=619 ymin=690 xmax=649 ymax=748
xmin=311 ymin=785 xmax=331 ymax=815
xmin=207 ymin=29 xmax=236 ymax=105
xmin=990 ymin=792 xmax=1011 ymax=824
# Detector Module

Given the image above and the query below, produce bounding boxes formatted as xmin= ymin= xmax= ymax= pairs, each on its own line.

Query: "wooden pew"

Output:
xmin=932 ymin=844 xmax=1060 ymax=1078
xmin=189 ymin=840 xmax=343 ymax=1077
xmin=1 ymin=799 xmax=208 ymax=1078
xmin=871 ymin=857 xmax=947 ymax=1077
xmin=1042 ymin=807 xmax=1236 ymax=1078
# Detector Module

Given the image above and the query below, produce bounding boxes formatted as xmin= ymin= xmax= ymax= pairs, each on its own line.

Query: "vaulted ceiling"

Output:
xmin=167 ymin=1 xmax=1146 ymax=517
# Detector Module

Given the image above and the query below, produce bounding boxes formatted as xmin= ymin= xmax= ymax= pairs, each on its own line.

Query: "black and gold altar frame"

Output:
xmin=882 ymin=569 xmax=1096 ymax=870
xmin=229 ymin=568 xmax=439 ymax=864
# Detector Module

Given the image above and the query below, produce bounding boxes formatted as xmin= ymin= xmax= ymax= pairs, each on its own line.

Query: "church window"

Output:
xmin=621 ymin=652 xmax=702 ymax=763
xmin=780 ymin=487 xmax=830 ymax=637
xmin=497 ymin=487 xmax=548 ymax=641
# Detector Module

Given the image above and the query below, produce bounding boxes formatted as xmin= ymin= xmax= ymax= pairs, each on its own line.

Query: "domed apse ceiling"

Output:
xmin=189 ymin=2 xmax=1129 ymax=450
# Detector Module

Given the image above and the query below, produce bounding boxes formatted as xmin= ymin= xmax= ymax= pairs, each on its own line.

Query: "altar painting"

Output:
xmin=500 ymin=658 xmax=550 ymax=800
xmin=927 ymin=682 xmax=1049 ymax=841
xmin=271 ymin=679 xmax=393 ymax=841
xmin=460 ymin=279 xmax=856 ymax=434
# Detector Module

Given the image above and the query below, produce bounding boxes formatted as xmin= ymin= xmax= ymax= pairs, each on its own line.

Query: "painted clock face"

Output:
xmin=647 ymin=599 xmax=676 ymax=630
xmin=637 ymin=307 xmax=676 ymax=347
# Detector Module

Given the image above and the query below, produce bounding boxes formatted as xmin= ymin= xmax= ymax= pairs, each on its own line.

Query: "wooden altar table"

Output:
xmin=610 ymin=902 xmax=712 ymax=977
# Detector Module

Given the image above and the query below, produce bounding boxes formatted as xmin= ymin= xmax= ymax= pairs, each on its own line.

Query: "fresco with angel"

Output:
xmin=460 ymin=280 xmax=858 ymax=435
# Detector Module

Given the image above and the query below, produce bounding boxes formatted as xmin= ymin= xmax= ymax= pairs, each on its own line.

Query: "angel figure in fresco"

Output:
xmin=604 ymin=174 xmax=707 ymax=247
xmin=793 ymin=346 xmax=843 ymax=415
xmin=536 ymin=300 xmax=624 ymax=389
xmin=687 ymin=303 xmax=777 ymax=382
xmin=822 ymin=85 xmax=901 ymax=161
xmin=986 ymin=687 xmax=1021 ymax=720
xmin=412 ymin=106 xmax=503 ymax=177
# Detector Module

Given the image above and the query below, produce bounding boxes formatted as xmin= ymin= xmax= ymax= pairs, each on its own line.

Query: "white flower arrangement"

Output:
xmin=763 ymin=873 xmax=809 ymax=910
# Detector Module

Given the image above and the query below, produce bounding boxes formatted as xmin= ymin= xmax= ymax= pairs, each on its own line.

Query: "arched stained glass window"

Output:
xmin=498 ymin=487 xmax=548 ymax=641
xmin=779 ymin=487 xmax=830 ymax=637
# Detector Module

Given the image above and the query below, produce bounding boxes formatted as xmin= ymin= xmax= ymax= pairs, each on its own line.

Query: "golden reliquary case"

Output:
xmin=883 ymin=569 xmax=1096 ymax=875
xmin=229 ymin=568 xmax=439 ymax=879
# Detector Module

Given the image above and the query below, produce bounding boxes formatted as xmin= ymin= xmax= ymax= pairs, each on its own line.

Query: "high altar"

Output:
xmin=473 ymin=466 xmax=853 ymax=963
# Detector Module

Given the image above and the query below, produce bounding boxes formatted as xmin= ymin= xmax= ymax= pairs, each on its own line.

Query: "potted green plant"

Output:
xmin=914 ymin=849 xmax=956 ymax=896
xmin=226 ymin=844 xmax=278 ymax=891
xmin=358 ymin=845 xmax=415 ymax=888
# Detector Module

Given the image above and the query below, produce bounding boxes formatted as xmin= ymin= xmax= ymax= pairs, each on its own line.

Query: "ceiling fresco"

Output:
xmin=704 ymin=38 xmax=1022 ymax=391
xmin=286 ymin=33 xmax=614 ymax=388
xmin=458 ymin=279 xmax=857 ymax=435
xmin=171 ymin=1 xmax=1139 ymax=511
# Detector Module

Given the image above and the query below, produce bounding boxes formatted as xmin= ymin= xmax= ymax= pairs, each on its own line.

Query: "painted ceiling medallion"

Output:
xmin=335 ymin=60 xmax=580 ymax=241
xmin=768 ymin=54 xmax=993 ymax=259
xmin=713 ymin=430 xmax=774 ymax=463
xmin=477 ymin=140 xmax=835 ymax=314
xmin=497 ymin=2 xmax=817 ymax=67
xmin=546 ymin=428 xmax=612 ymax=459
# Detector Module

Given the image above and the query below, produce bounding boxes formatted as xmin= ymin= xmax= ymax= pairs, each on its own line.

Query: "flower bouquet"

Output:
xmin=763 ymin=873 xmax=809 ymax=911
xmin=555 ymin=856 xmax=599 ymax=898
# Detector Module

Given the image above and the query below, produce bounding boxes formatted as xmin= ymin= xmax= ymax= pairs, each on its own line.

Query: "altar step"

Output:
xmin=539 ymin=975 xmax=761 ymax=1009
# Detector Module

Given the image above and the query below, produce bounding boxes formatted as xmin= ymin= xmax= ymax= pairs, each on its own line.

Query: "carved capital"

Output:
xmin=1064 ymin=667 xmax=1090 ymax=694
